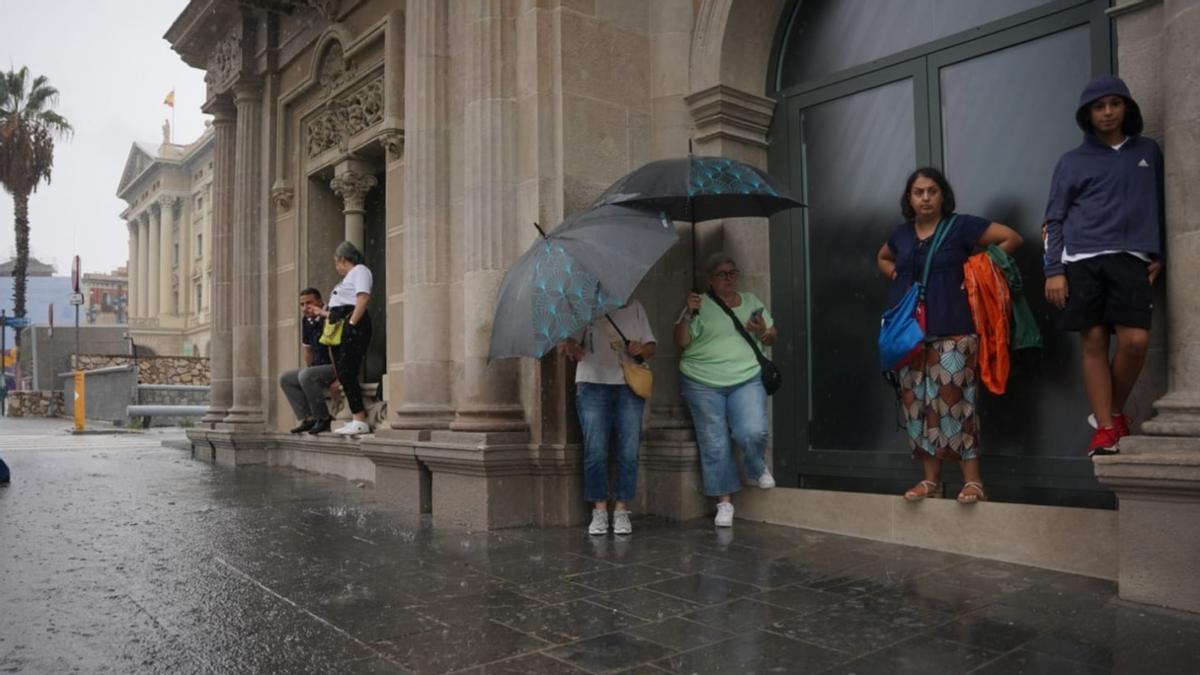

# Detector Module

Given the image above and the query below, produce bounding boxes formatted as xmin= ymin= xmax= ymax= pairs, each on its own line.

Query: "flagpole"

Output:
xmin=171 ymin=84 xmax=176 ymax=143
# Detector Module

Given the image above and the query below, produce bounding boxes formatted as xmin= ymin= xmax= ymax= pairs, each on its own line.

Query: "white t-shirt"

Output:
xmin=573 ymin=301 xmax=656 ymax=385
xmin=329 ymin=264 xmax=373 ymax=308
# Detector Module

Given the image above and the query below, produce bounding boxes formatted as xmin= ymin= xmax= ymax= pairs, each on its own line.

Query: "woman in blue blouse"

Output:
xmin=876 ymin=167 xmax=1022 ymax=504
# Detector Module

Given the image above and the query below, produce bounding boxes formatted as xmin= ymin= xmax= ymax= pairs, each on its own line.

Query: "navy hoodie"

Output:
xmin=1043 ymin=75 xmax=1165 ymax=277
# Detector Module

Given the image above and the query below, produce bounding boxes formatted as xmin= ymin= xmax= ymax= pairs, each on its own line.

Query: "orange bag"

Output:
xmin=963 ymin=253 xmax=1012 ymax=395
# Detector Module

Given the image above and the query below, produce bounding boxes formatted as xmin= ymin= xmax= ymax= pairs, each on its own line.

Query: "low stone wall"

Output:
xmin=75 ymin=355 xmax=210 ymax=386
xmin=6 ymin=390 xmax=64 ymax=418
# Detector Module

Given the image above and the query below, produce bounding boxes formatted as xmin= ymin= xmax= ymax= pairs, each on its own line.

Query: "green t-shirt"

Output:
xmin=680 ymin=292 xmax=774 ymax=388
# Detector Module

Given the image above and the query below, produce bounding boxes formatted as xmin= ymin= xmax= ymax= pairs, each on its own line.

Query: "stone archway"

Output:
xmin=690 ymin=0 xmax=787 ymax=98
xmin=683 ymin=0 xmax=789 ymax=299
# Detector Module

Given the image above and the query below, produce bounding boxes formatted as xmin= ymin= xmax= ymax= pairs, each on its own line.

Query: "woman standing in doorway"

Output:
xmin=876 ymin=167 xmax=1022 ymax=503
xmin=319 ymin=241 xmax=373 ymax=436
xmin=558 ymin=301 xmax=656 ymax=536
xmin=675 ymin=253 xmax=778 ymax=528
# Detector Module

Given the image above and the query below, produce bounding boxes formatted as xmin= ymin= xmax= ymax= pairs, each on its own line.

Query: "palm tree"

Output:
xmin=0 ymin=66 xmax=71 ymax=351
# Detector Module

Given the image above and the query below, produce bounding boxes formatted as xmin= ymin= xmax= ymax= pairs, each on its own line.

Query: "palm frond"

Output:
xmin=37 ymin=111 xmax=72 ymax=136
xmin=26 ymin=83 xmax=59 ymax=113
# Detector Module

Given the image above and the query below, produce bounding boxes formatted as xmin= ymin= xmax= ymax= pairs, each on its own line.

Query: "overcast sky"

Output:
xmin=1 ymin=0 xmax=208 ymax=276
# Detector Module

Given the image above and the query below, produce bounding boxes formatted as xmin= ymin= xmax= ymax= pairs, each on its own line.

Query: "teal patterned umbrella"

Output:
xmin=489 ymin=205 xmax=677 ymax=360
xmin=593 ymin=155 xmax=804 ymax=221
xmin=593 ymin=154 xmax=804 ymax=289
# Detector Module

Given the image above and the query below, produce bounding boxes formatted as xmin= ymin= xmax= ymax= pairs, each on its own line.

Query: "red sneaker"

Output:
xmin=1088 ymin=426 xmax=1121 ymax=457
xmin=1088 ymin=412 xmax=1131 ymax=438
xmin=1113 ymin=413 xmax=1130 ymax=439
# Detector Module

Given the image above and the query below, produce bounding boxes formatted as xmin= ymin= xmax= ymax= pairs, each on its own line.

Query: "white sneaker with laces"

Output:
xmin=588 ymin=509 xmax=609 ymax=535
xmin=714 ymin=502 xmax=735 ymax=528
xmin=756 ymin=468 xmax=776 ymax=490
xmin=333 ymin=420 xmax=370 ymax=436
xmin=612 ymin=510 xmax=632 ymax=535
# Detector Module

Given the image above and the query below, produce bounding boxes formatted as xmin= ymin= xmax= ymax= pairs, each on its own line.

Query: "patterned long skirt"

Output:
xmin=898 ymin=335 xmax=980 ymax=461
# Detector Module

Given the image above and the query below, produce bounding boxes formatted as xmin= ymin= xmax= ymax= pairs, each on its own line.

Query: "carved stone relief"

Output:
xmin=304 ymin=73 xmax=385 ymax=158
xmin=271 ymin=185 xmax=295 ymax=211
xmin=318 ymin=42 xmax=355 ymax=95
xmin=204 ymin=34 xmax=242 ymax=93
xmin=379 ymin=130 xmax=404 ymax=158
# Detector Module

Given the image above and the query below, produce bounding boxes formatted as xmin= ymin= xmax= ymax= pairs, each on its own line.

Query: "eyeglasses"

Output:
xmin=711 ymin=270 xmax=739 ymax=280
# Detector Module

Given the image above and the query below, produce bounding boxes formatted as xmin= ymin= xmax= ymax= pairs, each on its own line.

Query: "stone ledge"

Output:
xmin=1093 ymin=432 xmax=1200 ymax=614
xmin=1094 ymin=436 xmax=1200 ymax=499
xmin=735 ymin=487 xmax=1117 ymax=580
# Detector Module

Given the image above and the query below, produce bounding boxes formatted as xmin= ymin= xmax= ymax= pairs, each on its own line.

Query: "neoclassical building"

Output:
xmin=167 ymin=0 xmax=1200 ymax=614
xmin=117 ymin=127 xmax=215 ymax=356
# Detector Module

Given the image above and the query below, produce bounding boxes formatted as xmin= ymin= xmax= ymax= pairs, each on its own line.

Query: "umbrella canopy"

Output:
xmin=592 ymin=155 xmax=804 ymax=222
xmin=488 ymin=205 xmax=678 ymax=360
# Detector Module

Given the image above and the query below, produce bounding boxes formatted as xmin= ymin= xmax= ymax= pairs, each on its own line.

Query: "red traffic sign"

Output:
xmin=71 ymin=255 xmax=81 ymax=293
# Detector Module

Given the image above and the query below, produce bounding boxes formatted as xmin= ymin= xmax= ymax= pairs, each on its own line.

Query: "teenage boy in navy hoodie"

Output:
xmin=1043 ymin=75 xmax=1165 ymax=457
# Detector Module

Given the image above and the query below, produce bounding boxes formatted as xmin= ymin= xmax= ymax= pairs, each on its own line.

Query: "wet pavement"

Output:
xmin=2 ymin=417 xmax=1199 ymax=674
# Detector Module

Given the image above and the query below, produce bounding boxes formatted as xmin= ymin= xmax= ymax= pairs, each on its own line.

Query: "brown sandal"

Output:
xmin=904 ymin=480 xmax=941 ymax=502
xmin=957 ymin=481 xmax=987 ymax=504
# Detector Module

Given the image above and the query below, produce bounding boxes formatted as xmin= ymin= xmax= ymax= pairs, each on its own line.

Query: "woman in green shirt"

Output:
xmin=674 ymin=253 xmax=778 ymax=528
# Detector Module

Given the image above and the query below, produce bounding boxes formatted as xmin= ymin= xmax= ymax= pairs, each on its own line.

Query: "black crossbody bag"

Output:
xmin=706 ymin=291 xmax=782 ymax=395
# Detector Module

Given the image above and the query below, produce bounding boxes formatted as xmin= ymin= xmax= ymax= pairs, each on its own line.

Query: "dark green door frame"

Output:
xmin=766 ymin=0 xmax=1116 ymax=506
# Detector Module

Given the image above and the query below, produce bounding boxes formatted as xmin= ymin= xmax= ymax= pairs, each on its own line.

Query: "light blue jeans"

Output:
xmin=680 ymin=374 xmax=769 ymax=496
xmin=576 ymin=382 xmax=645 ymax=503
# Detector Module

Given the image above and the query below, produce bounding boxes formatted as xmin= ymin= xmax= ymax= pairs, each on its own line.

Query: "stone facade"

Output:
xmin=116 ymin=127 xmax=215 ymax=357
xmin=6 ymin=390 xmax=65 ymax=418
xmin=163 ymin=0 xmax=1200 ymax=613
xmin=1093 ymin=0 xmax=1200 ymax=615
xmin=76 ymin=354 xmax=211 ymax=386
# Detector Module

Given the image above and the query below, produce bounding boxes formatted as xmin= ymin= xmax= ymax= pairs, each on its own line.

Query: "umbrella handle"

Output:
xmin=533 ymin=221 xmax=547 ymax=238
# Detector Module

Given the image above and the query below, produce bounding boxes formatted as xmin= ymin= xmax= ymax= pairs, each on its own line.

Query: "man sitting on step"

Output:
xmin=279 ymin=287 xmax=338 ymax=435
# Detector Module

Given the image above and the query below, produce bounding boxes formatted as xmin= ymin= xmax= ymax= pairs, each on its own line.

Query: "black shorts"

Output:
xmin=1059 ymin=253 xmax=1153 ymax=331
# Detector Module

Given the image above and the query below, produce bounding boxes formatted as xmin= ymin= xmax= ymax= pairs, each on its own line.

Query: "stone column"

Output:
xmin=179 ymin=199 xmax=191 ymax=318
xmin=1094 ymin=0 xmax=1200 ymax=615
xmin=127 ymin=222 xmax=138 ymax=319
xmin=158 ymin=196 xmax=178 ymax=316
xmin=449 ymin=0 xmax=527 ymax=433
xmin=149 ymin=205 xmax=162 ymax=318
xmin=392 ymin=0 xmax=454 ymax=432
xmin=330 ymin=161 xmax=377 ymax=249
xmin=136 ymin=214 xmax=149 ymax=318
xmin=201 ymin=98 xmax=237 ymax=425
xmin=224 ymin=82 xmax=266 ymax=428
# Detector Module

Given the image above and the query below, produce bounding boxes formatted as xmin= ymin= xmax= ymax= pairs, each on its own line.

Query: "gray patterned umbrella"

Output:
xmin=488 ymin=205 xmax=677 ymax=360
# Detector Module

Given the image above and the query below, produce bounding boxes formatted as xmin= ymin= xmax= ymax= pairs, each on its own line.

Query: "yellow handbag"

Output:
xmin=621 ymin=361 xmax=653 ymax=400
xmin=318 ymin=318 xmax=344 ymax=347
xmin=604 ymin=316 xmax=652 ymax=399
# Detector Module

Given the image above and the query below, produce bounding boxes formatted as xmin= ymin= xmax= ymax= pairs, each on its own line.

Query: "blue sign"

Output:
xmin=2 ymin=316 xmax=31 ymax=329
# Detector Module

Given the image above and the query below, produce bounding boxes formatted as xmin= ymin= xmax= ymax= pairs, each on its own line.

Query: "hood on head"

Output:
xmin=1075 ymin=75 xmax=1143 ymax=136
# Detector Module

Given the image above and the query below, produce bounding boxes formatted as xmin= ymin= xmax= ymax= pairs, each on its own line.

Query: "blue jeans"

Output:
xmin=680 ymin=374 xmax=769 ymax=496
xmin=576 ymin=382 xmax=645 ymax=503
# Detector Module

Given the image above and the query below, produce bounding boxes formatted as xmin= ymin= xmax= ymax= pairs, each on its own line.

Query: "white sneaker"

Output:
xmin=612 ymin=510 xmax=632 ymax=535
xmin=333 ymin=420 xmax=370 ymax=436
xmin=756 ymin=468 xmax=776 ymax=490
xmin=714 ymin=502 xmax=735 ymax=528
xmin=588 ymin=509 xmax=609 ymax=535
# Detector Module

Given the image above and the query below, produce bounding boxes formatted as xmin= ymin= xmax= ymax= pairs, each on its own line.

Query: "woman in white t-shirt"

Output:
xmin=315 ymin=241 xmax=374 ymax=436
xmin=558 ymin=300 xmax=656 ymax=536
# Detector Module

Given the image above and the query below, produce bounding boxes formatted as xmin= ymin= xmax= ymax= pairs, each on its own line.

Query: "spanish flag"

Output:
xmin=163 ymin=89 xmax=175 ymax=108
